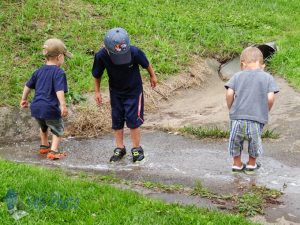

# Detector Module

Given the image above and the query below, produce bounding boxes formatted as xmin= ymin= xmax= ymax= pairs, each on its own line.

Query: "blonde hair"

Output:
xmin=240 ymin=47 xmax=264 ymax=65
xmin=42 ymin=38 xmax=72 ymax=59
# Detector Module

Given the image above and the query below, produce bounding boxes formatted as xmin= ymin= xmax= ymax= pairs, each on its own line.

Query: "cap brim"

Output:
xmin=109 ymin=50 xmax=131 ymax=65
xmin=65 ymin=51 xmax=73 ymax=58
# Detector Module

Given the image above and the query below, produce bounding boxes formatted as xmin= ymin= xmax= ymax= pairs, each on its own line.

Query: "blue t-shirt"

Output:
xmin=92 ymin=46 xmax=149 ymax=96
xmin=26 ymin=65 xmax=68 ymax=119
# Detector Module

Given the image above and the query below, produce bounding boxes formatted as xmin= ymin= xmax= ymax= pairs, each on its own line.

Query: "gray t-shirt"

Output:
xmin=225 ymin=69 xmax=279 ymax=124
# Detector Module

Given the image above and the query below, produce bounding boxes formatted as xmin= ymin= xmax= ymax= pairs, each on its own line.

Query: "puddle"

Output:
xmin=1 ymin=128 xmax=300 ymax=223
xmin=1 ymin=132 xmax=300 ymax=194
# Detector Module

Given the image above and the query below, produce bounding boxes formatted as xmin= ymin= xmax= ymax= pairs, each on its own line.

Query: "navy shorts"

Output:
xmin=110 ymin=92 xmax=144 ymax=129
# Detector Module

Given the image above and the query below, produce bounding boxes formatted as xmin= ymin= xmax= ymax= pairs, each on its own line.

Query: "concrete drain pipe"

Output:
xmin=218 ymin=42 xmax=277 ymax=80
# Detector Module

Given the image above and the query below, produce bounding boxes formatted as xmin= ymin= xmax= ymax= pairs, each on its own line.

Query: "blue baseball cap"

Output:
xmin=104 ymin=28 xmax=131 ymax=65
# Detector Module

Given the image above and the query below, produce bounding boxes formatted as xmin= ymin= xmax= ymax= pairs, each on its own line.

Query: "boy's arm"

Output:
xmin=56 ymin=91 xmax=68 ymax=117
xmin=226 ymin=88 xmax=235 ymax=110
xmin=94 ymin=78 xmax=102 ymax=106
xmin=267 ymin=92 xmax=275 ymax=111
xmin=20 ymin=86 xmax=31 ymax=108
xmin=146 ymin=64 xmax=157 ymax=88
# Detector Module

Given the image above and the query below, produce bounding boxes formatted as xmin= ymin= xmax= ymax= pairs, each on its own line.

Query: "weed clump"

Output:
xmin=191 ymin=180 xmax=282 ymax=217
xmin=66 ymin=103 xmax=111 ymax=137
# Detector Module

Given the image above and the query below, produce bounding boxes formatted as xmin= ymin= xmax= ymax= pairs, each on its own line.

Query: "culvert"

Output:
xmin=218 ymin=42 xmax=277 ymax=80
xmin=254 ymin=42 xmax=277 ymax=60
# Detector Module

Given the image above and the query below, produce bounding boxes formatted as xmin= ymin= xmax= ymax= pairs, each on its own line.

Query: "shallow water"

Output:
xmin=1 ymin=130 xmax=300 ymax=223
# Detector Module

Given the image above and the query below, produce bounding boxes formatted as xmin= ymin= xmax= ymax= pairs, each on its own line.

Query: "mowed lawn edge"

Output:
xmin=0 ymin=0 xmax=300 ymax=105
xmin=0 ymin=160 xmax=255 ymax=225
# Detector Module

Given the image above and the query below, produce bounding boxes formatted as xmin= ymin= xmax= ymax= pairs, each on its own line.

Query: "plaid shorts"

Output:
xmin=228 ymin=120 xmax=264 ymax=158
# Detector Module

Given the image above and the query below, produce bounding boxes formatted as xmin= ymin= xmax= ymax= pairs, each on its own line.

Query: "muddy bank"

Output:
xmin=0 ymin=107 xmax=37 ymax=143
xmin=0 ymin=56 xmax=209 ymax=142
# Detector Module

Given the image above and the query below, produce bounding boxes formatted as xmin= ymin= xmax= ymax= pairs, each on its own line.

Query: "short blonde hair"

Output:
xmin=240 ymin=47 xmax=263 ymax=64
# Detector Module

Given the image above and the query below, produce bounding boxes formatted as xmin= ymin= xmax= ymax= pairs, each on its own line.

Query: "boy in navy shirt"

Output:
xmin=92 ymin=28 xmax=157 ymax=163
xmin=20 ymin=38 xmax=72 ymax=160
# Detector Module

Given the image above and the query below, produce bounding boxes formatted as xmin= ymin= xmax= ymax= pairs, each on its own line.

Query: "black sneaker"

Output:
xmin=131 ymin=146 xmax=144 ymax=163
xmin=110 ymin=147 xmax=126 ymax=162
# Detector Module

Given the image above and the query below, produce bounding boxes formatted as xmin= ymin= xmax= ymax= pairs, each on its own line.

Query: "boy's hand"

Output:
xmin=146 ymin=65 xmax=157 ymax=88
xmin=268 ymin=92 xmax=275 ymax=111
xmin=20 ymin=99 xmax=29 ymax=108
xmin=61 ymin=105 xmax=68 ymax=117
xmin=94 ymin=92 xmax=102 ymax=106
xmin=150 ymin=75 xmax=157 ymax=88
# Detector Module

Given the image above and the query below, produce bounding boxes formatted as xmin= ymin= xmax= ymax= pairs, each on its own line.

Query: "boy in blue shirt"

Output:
xmin=20 ymin=38 xmax=72 ymax=160
xmin=92 ymin=28 xmax=157 ymax=163
xmin=225 ymin=47 xmax=279 ymax=173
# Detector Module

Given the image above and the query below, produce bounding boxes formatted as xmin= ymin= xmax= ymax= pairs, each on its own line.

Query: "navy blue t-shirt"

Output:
xmin=26 ymin=65 xmax=68 ymax=119
xmin=92 ymin=46 xmax=149 ymax=96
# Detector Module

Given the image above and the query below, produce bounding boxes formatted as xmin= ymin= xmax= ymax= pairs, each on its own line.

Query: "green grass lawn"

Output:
xmin=0 ymin=160 xmax=255 ymax=225
xmin=180 ymin=126 xmax=279 ymax=139
xmin=0 ymin=0 xmax=300 ymax=106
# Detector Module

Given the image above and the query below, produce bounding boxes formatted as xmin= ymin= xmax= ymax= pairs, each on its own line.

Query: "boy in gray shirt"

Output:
xmin=225 ymin=47 xmax=279 ymax=173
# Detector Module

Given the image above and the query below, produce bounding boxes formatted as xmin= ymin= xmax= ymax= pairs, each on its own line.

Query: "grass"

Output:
xmin=0 ymin=160 xmax=255 ymax=225
xmin=180 ymin=126 xmax=280 ymax=139
xmin=1 ymin=0 xmax=300 ymax=106
xmin=180 ymin=126 xmax=229 ymax=139
xmin=269 ymin=33 xmax=300 ymax=88
xmin=237 ymin=185 xmax=282 ymax=217
xmin=142 ymin=181 xmax=184 ymax=193
xmin=192 ymin=181 xmax=282 ymax=217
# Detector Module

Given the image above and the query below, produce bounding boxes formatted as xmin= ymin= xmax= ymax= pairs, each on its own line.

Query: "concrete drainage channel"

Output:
xmin=2 ymin=42 xmax=300 ymax=224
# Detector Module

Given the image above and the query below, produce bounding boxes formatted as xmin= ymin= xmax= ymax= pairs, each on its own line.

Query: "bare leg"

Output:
xmin=130 ymin=128 xmax=141 ymax=148
xmin=114 ymin=129 xmax=125 ymax=148
xmin=247 ymin=156 xmax=256 ymax=166
xmin=51 ymin=135 xmax=61 ymax=151
xmin=40 ymin=129 xmax=49 ymax=146
xmin=233 ymin=154 xmax=243 ymax=167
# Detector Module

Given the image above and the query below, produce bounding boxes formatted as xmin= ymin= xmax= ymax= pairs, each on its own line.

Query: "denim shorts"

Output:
xmin=228 ymin=120 xmax=264 ymax=158
xmin=36 ymin=118 xmax=64 ymax=137
xmin=110 ymin=92 xmax=144 ymax=130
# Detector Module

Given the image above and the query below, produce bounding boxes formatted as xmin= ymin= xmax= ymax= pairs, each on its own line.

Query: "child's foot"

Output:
xmin=232 ymin=164 xmax=246 ymax=173
xmin=110 ymin=147 xmax=126 ymax=162
xmin=245 ymin=162 xmax=261 ymax=173
xmin=39 ymin=142 xmax=51 ymax=154
xmin=47 ymin=150 xmax=66 ymax=160
xmin=131 ymin=146 xmax=144 ymax=163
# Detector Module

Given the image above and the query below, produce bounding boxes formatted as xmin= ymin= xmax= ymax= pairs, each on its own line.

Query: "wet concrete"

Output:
xmin=113 ymin=183 xmax=218 ymax=210
xmin=1 ymin=130 xmax=300 ymax=224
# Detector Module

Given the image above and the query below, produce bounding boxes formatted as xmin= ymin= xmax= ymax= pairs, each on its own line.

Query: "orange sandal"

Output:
xmin=47 ymin=150 xmax=66 ymax=160
xmin=39 ymin=143 xmax=51 ymax=154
